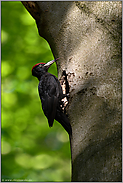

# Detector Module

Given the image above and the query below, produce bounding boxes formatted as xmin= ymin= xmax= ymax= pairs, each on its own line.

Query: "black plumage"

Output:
xmin=32 ymin=59 xmax=72 ymax=137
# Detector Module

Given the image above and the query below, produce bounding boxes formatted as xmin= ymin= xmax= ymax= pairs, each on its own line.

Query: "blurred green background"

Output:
xmin=1 ymin=1 xmax=71 ymax=182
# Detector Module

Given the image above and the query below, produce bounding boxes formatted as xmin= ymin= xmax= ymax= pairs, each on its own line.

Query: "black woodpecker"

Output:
xmin=32 ymin=58 xmax=72 ymax=137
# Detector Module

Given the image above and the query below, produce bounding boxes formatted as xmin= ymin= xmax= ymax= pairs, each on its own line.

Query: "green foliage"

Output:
xmin=1 ymin=1 xmax=71 ymax=182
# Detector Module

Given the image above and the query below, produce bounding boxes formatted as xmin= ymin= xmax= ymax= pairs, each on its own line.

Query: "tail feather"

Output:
xmin=55 ymin=111 xmax=72 ymax=137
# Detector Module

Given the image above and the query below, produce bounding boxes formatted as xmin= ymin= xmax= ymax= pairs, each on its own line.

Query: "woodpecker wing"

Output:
xmin=38 ymin=74 xmax=62 ymax=127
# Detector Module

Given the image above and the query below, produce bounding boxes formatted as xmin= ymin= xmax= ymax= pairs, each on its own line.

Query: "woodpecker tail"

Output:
xmin=55 ymin=111 xmax=72 ymax=137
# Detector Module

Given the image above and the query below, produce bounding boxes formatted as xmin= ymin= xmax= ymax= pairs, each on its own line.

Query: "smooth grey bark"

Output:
xmin=22 ymin=1 xmax=122 ymax=181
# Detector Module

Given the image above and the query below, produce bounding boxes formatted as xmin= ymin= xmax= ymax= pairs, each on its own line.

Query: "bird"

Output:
xmin=32 ymin=58 xmax=72 ymax=137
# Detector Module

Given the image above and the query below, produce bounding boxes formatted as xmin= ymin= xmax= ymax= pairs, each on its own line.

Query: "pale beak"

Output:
xmin=44 ymin=58 xmax=60 ymax=69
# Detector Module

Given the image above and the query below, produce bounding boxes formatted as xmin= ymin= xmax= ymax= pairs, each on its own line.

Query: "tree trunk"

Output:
xmin=22 ymin=1 xmax=122 ymax=181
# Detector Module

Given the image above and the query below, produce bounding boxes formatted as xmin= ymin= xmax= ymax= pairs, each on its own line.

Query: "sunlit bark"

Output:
xmin=22 ymin=1 xmax=122 ymax=181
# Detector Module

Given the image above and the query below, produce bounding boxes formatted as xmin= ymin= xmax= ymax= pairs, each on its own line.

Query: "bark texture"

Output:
xmin=22 ymin=1 xmax=122 ymax=181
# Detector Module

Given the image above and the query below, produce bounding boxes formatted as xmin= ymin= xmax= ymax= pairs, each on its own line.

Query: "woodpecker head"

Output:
xmin=32 ymin=58 xmax=59 ymax=80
